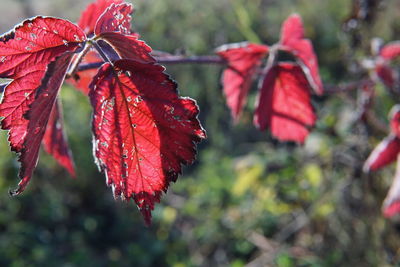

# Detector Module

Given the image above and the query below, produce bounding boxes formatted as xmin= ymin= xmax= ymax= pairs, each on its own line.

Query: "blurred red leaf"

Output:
xmin=253 ymin=63 xmax=316 ymax=144
xmin=363 ymin=135 xmax=400 ymax=172
xmin=383 ymin=156 xmax=400 ymax=217
xmin=89 ymin=59 xmax=206 ymax=224
xmin=216 ymin=42 xmax=269 ymax=121
xmin=375 ymin=62 xmax=397 ymax=90
xmin=67 ymin=50 xmax=102 ymax=94
xmin=280 ymin=14 xmax=324 ymax=95
xmin=78 ymin=0 xmax=124 ymax=36
xmin=43 ymin=99 xmax=76 ymax=177
xmin=380 ymin=41 xmax=400 ymax=60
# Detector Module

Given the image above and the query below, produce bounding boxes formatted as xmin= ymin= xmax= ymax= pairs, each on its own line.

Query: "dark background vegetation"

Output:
xmin=0 ymin=0 xmax=400 ymax=266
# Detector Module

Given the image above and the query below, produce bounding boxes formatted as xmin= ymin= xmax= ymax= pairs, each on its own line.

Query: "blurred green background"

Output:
xmin=1 ymin=0 xmax=400 ymax=266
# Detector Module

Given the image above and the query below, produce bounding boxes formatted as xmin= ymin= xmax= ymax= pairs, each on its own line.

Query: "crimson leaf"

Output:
xmin=43 ymin=99 xmax=76 ymax=177
xmin=383 ymin=157 xmax=400 ymax=217
xmin=78 ymin=0 xmax=124 ymax=36
xmin=216 ymin=42 xmax=269 ymax=121
xmin=280 ymin=14 xmax=324 ymax=95
xmin=253 ymin=63 xmax=316 ymax=144
xmin=380 ymin=41 xmax=400 ymax=61
xmin=11 ymin=53 xmax=74 ymax=195
xmin=89 ymin=59 xmax=206 ymax=224
xmin=0 ymin=17 xmax=86 ymax=194
xmin=375 ymin=62 xmax=398 ymax=90
xmin=94 ymin=3 xmax=133 ymax=35
xmin=363 ymin=135 xmax=400 ymax=172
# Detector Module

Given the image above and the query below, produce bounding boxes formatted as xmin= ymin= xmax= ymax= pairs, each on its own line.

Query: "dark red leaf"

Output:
xmin=43 ymin=99 xmax=76 ymax=177
xmin=253 ymin=63 xmax=316 ymax=144
xmin=280 ymin=14 xmax=324 ymax=95
xmin=390 ymin=105 xmax=400 ymax=137
xmin=94 ymin=3 xmax=133 ymax=35
xmin=0 ymin=17 xmax=85 ymax=151
xmin=280 ymin=13 xmax=304 ymax=44
xmin=380 ymin=41 xmax=400 ymax=61
xmin=89 ymin=59 xmax=206 ymax=224
xmin=98 ymin=32 xmax=155 ymax=63
xmin=0 ymin=17 xmax=85 ymax=194
xmin=78 ymin=0 xmax=123 ymax=36
xmin=383 ymin=157 xmax=400 ymax=217
xmin=363 ymin=135 xmax=400 ymax=172
xmin=375 ymin=62 xmax=397 ymax=90
xmin=10 ymin=53 xmax=74 ymax=195
xmin=215 ymin=42 xmax=269 ymax=121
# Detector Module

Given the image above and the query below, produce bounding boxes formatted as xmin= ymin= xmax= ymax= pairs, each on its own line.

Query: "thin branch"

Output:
xmin=76 ymin=55 xmax=225 ymax=72
xmin=323 ymin=79 xmax=371 ymax=94
xmin=156 ymin=55 xmax=226 ymax=64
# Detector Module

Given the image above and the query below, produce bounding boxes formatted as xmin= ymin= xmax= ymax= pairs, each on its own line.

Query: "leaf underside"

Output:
xmin=254 ymin=63 xmax=316 ymax=144
xmin=280 ymin=14 xmax=324 ymax=95
xmin=216 ymin=42 xmax=269 ymax=121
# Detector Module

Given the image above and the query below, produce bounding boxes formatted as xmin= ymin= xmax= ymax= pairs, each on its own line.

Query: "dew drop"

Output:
xmin=139 ymin=157 xmax=143 ymax=161
xmin=101 ymin=141 xmax=108 ymax=148
xmin=114 ymin=13 xmax=124 ymax=20
xmin=53 ymin=30 xmax=58 ymax=34
xmin=24 ymin=92 xmax=29 ymax=98
xmin=30 ymin=33 xmax=37 ymax=40
xmin=135 ymin=96 xmax=143 ymax=103
xmin=0 ymin=56 xmax=6 ymax=63
xmin=132 ymin=123 xmax=137 ymax=128
xmin=62 ymin=40 xmax=68 ymax=46
xmin=16 ymin=37 xmax=22 ymax=41
xmin=125 ymin=71 xmax=131 ymax=77
xmin=73 ymin=34 xmax=80 ymax=42
xmin=126 ymin=96 xmax=132 ymax=102
xmin=25 ymin=46 xmax=32 ymax=51
xmin=27 ymin=23 xmax=33 ymax=28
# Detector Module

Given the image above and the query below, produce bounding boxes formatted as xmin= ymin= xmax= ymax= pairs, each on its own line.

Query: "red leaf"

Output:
xmin=0 ymin=17 xmax=85 ymax=194
xmin=375 ymin=62 xmax=397 ymax=90
xmin=380 ymin=41 xmax=400 ymax=61
xmin=383 ymin=156 xmax=400 ymax=217
xmin=280 ymin=14 xmax=324 ymax=95
xmin=94 ymin=3 xmax=133 ymax=35
xmin=390 ymin=105 xmax=400 ymax=137
xmin=43 ymin=99 xmax=76 ymax=177
xmin=0 ymin=17 xmax=85 ymax=151
xmin=67 ymin=50 xmax=102 ymax=94
xmin=216 ymin=42 xmax=269 ymax=121
xmin=253 ymin=63 xmax=316 ymax=144
xmin=98 ymin=32 xmax=155 ymax=63
xmin=280 ymin=13 xmax=304 ymax=44
xmin=363 ymin=135 xmax=400 ymax=172
xmin=10 ymin=53 xmax=74 ymax=195
xmin=89 ymin=59 xmax=206 ymax=224
xmin=78 ymin=0 xmax=124 ymax=36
